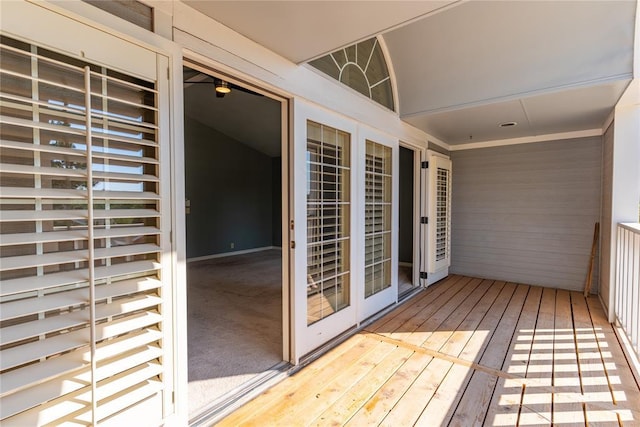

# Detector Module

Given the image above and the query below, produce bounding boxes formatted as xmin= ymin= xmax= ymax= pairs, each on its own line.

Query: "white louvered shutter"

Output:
xmin=0 ymin=33 xmax=170 ymax=426
xmin=427 ymin=155 xmax=452 ymax=274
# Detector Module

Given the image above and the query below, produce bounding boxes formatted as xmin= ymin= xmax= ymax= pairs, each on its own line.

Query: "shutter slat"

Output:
xmin=0 ymin=260 xmax=159 ymax=296
xmin=0 ymin=226 xmax=158 ymax=246
xmin=92 ymin=170 xmax=159 ymax=183
xmin=0 ymin=114 xmax=85 ymax=135
xmin=0 ymin=229 xmax=87 ymax=246
xmin=0 ymin=209 xmax=87 ymax=222
xmin=0 ymin=311 xmax=162 ymax=371
xmin=0 ymin=186 xmax=87 ymax=199
xmin=1 ymin=208 xmax=159 ymax=222
xmin=0 ymin=139 xmax=159 ymax=165
xmin=1 ymin=162 xmax=86 ymax=178
xmin=0 ymin=328 xmax=161 ymax=397
xmin=1 ymin=294 xmax=162 ymax=347
xmin=0 ymin=250 xmax=88 ymax=272
xmin=1 ymin=276 xmax=161 ymax=321
xmin=1 ymin=346 xmax=163 ymax=422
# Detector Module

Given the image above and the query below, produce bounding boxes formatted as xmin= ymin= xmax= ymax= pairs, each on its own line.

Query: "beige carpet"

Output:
xmin=187 ymin=249 xmax=283 ymax=418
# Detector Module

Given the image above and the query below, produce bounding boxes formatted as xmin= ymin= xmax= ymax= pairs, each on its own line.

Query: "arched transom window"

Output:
xmin=309 ymin=37 xmax=395 ymax=111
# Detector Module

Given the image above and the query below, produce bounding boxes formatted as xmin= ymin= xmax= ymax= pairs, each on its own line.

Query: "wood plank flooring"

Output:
xmin=217 ymin=275 xmax=640 ymax=426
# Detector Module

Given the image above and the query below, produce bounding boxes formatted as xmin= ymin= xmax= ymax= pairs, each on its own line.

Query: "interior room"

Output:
xmin=398 ymin=145 xmax=415 ymax=297
xmin=182 ymin=67 xmax=284 ymax=417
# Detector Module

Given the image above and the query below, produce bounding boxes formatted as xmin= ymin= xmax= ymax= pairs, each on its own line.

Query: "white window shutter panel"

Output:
xmin=0 ymin=34 xmax=171 ymax=426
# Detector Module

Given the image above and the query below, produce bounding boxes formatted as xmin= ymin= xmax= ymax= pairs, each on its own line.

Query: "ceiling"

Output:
xmin=183 ymin=0 xmax=636 ymax=147
xmin=184 ymin=71 xmax=282 ymax=157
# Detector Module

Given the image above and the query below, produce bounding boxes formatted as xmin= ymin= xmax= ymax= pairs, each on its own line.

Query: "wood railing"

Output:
xmin=615 ymin=223 xmax=640 ymax=362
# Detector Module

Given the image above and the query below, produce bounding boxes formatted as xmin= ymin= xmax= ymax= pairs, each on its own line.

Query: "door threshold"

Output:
xmin=189 ymin=361 xmax=291 ymax=426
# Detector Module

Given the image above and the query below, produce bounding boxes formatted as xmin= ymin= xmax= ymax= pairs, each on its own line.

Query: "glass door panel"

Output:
xmin=292 ymin=101 xmax=357 ymax=360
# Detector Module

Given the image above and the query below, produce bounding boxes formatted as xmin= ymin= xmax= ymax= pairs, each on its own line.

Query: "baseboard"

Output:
xmin=187 ymin=246 xmax=279 ymax=263
xmin=398 ymin=262 xmax=413 ymax=267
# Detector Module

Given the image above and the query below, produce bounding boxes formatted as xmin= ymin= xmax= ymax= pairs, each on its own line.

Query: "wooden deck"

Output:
xmin=218 ymin=276 xmax=640 ymax=426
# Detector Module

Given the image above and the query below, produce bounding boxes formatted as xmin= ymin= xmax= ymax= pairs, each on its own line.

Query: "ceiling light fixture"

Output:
xmin=215 ymin=80 xmax=231 ymax=94
xmin=499 ymin=121 xmax=518 ymax=128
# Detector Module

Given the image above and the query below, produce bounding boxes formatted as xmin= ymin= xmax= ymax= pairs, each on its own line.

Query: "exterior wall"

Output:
xmin=450 ymin=137 xmax=602 ymax=291
xmin=185 ymin=117 xmax=274 ymax=258
xmin=600 ymin=123 xmax=614 ymax=309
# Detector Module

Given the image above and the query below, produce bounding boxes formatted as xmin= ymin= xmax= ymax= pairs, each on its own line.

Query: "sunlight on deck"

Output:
xmin=218 ymin=276 xmax=640 ymax=426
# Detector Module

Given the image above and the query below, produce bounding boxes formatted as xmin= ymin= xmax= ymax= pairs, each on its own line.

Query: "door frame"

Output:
xmin=182 ymin=58 xmax=293 ymax=364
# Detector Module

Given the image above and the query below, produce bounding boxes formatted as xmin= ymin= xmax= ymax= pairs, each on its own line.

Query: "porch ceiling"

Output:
xmin=181 ymin=1 xmax=636 ymax=146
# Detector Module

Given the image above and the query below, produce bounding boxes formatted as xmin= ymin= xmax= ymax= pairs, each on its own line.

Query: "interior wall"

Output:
xmin=185 ymin=116 xmax=274 ymax=258
xmin=399 ymin=146 xmax=414 ymax=264
xmin=450 ymin=136 xmax=603 ymax=291
xmin=272 ymin=156 xmax=282 ymax=247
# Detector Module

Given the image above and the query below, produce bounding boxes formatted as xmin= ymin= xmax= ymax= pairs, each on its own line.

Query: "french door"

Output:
xmin=292 ymin=101 xmax=398 ymax=360
xmin=292 ymin=102 xmax=357 ymax=359
xmin=0 ymin=2 xmax=178 ymax=425
xmin=357 ymin=127 xmax=398 ymax=320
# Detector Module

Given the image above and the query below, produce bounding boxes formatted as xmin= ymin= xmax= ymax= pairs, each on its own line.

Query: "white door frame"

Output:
xmin=181 ymin=58 xmax=293 ymax=364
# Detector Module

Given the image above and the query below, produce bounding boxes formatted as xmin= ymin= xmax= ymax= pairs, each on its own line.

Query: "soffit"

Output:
xmin=180 ymin=1 xmax=636 ymax=147
xmin=181 ymin=0 xmax=458 ymax=63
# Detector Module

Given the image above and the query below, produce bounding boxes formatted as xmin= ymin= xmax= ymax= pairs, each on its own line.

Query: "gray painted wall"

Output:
xmin=185 ymin=117 xmax=275 ymax=258
xmin=272 ymin=157 xmax=282 ymax=247
xmin=600 ymin=123 xmax=614 ymax=308
xmin=399 ymin=146 xmax=414 ymax=263
xmin=450 ymin=137 xmax=602 ymax=291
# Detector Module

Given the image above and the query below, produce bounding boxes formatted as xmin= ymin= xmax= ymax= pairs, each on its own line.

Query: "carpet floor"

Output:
xmin=187 ymin=249 xmax=283 ymax=418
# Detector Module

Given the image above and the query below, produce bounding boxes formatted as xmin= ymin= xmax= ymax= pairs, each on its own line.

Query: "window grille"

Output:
xmin=364 ymin=140 xmax=392 ymax=298
xmin=0 ymin=35 xmax=166 ymax=425
xmin=309 ymin=37 xmax=395 ymax=111
xmin=306 ymin=121 xmax=350 ymax=325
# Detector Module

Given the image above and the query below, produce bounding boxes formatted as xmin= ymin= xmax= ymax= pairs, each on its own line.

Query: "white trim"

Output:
xmin=427 ymin=137 xmax=451 ymax=152
xmin=377 ymin=36 xmax=400 ymax=114
xmin=602 ymin=109 xmax=615 ymax=134
xmin=448 ymin=128 xmax=603 ymax=151
xmin=186 ymin=247 xmax=281 ymax=263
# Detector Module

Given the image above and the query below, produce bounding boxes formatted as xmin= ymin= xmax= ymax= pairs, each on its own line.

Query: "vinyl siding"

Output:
xmin=450 ymin=137 xmax=602 ymax=291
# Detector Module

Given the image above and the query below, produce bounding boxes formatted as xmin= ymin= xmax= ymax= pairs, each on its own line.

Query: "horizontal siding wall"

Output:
xmin=450 ymin=137 xmax=602 ymax=291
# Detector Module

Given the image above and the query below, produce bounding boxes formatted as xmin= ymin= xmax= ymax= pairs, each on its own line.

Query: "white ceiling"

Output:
xmin=181 ymin=0 xmax=636 ymax=147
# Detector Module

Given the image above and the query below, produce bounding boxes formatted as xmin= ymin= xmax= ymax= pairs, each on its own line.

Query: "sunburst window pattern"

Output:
xmin=309 ymin=38 xmax=394 ymax=111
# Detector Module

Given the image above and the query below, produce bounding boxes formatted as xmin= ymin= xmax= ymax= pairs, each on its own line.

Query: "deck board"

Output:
xmin=217 ymin=277 xmax=640 ymax=426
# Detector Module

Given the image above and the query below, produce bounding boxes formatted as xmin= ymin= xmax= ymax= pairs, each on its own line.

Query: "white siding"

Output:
xmin=450 ymin=137 xmax=602 ymax=291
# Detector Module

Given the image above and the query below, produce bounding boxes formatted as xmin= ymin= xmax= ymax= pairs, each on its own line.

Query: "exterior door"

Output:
xmin=357 ymin=127 xmax=398 ymax=320
xmin=292 ymin=100 xmax=357 ymax=360
xmin=0 ymin=2 xmax=178 ymax=425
